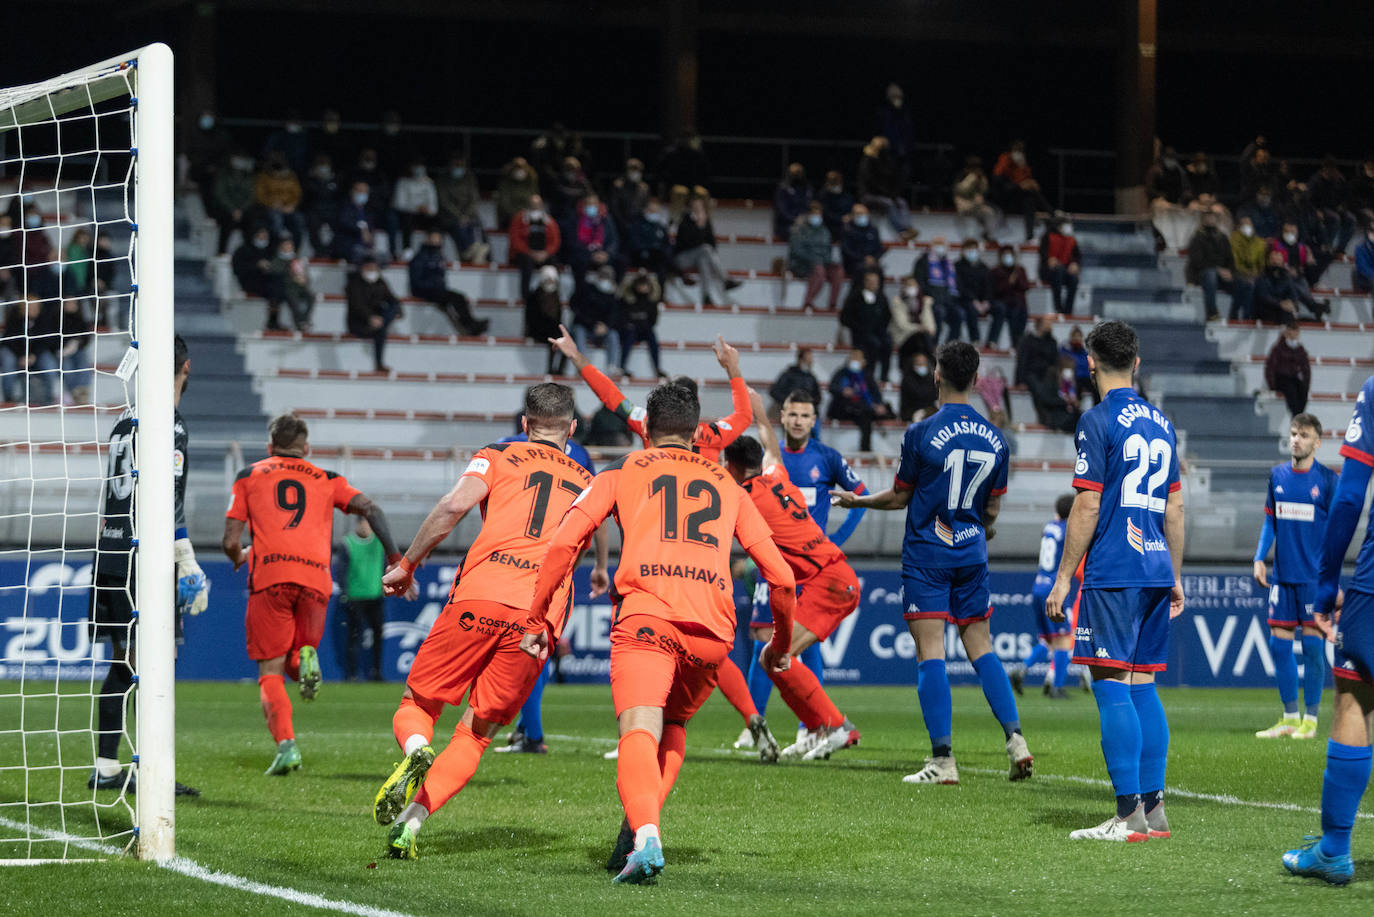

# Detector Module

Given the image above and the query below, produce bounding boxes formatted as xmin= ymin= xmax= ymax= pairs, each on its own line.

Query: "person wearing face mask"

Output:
xmin=303 ymin=154 xmax=340 ymax=254
xmin=550 ymin=156 xmax=593 ymax=226
xmin=265 ymin=235 xmax=315 ymax=332
xmin=408 ymin=230 xmax=489 ymax=336
xmin=1253 ymin=248 xmax=1304 ymax=326
xmin=899 ymin=351 xmax=939 ymax=422
xmin=951 ymin=240 xmax=993 ymax=345
xmin=1146 ymin=145 xmax=1196 ymax=252
xmin=1037 ymin=218 xmax=1081 ymax=314
xmin=211 ymin=150 xmax=257 ymax=255
xmin=566 ymin=194 xmax=620 ymax=276
xmin=992 ymin=140 xmax=1052 ymax=242
xmin=232 ymin=226 xmax=281 ymax=304
xmin=1184 ymin=210 xmax=1237 ymax=322
xmin=857 ymin=136 xmax=918 ymax=241
xmin=610 ymin=159 xmax=650 ymax=238
xmin=1059 ymin=326 xmax=1095 ymax=409
xmin=1238 ymin=185 xmax=1282 ymax=241
xmin=988 ymin=245 xmax=1029 ymax=347
xmin=497 ymin=157 xmax=540 ymax=230
xmin=773 ymin=162 xmax=813 ymax=242
xmin=673 ymin=197 xmax=740 ymax=306
xmin=1352 ymin=227 xmax=1374 ymax=305
xmin=1228 ymin=216 xmax=1267 ymax=320
xmin=432 ymin=155 xmax=488 ymax=264
xmin=262 ymin=109 xmax=310 ymax=177
xmin=1240 ymin=139 xmax=1279 ymax=203
xmin=839 ymin=203 xmax=883 ymax=279
xmin=509 ymin=194 xmax=563 ymax=295
xmin=826 ymin=349 xmax=894 ymax=452
xmin=254 ymin=152 xmax=307 ymax=252
xmin=891 ymin=276 xmax=938 ymax=367
xmin=841 ymin=269 xmax=894 ymax=383
xmin=346 ymin=257 xmax=402 ymax=373
xmin=525 ymin=265 xmax=567 ymax=374
xmin=627 ymin=199 xmax=673 ymax=285
xmin=1270 ymin=222 xmax=1330 ymax=318
xmin=875 ymin=83 xmax=916 ymax=184
xmin=391 ymin=160 xmax=438 ymax=256
xmin=818 ymin=171 xmax=855 ymax=242
xmin=331 ymin=181 xmax=380 ymax=263
xmin=911 ymin=235 xmax=958 ymax=334
xmin=788 ymin=202 xmax=844 ymax=310
xmin=615 ymin=269 xmax=667 ymax=380
xmin=568 ymin=266 xmax=624 ymax=371
xmin=953 ymin=156 xmax=1001 ymax=244
xmin=348 ymin=148 xmax=400 ymax=255
xmin=1265 ymin=325 xmax=1311 ymax=415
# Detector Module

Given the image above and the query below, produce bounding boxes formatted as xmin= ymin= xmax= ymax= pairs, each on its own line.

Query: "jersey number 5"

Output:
xmin=943 ymin=449 xmax=997 ymax=511
xmin=649 ymin=474 xmax=721 ymax=547
xmin=1121 ymin=434 xmax=1171 ymax=513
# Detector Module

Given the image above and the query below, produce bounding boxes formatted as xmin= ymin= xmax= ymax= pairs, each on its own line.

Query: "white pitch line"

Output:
xmin=0 ymin=815 xmax=418 ymax=917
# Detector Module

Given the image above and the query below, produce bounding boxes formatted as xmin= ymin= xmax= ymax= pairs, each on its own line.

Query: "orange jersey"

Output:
xmin=449 ymin=440 xmax=592 ymax=636
xmin=740 ymin=464 xmax=845 ymax=584
xmin=580 ymin=366 xmax=751 ymax=462
xmin=531 ymin=444 xmax=792 ymax=643
xmin=227 ymin=455 xmax=361 ymax=595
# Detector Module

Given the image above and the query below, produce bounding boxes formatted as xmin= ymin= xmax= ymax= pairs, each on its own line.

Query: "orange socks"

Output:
xmin=657 ymin=723 xmax=686 ymax=809
xmin=414 ymin=721 xmax=491 ymax=816
xmin=258 ymin=674 xmax=293 ymax=742
xmin=771 ymin=660 xmax=844 ymax=730
xmin=714 ymin=657 xmax=758 ymax=723
xmin=616 ymin=728 xmax=661 ymax=832
xmin=393 ymin=695 xmax=440 ymax=751
xmin=284 ymin=648 xmax=300 ymax=683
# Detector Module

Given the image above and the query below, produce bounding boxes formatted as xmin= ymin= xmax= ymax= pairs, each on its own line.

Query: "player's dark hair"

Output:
xmin=523 ymin=382 xmax=575 ymax=426
xmin=174 ymin=334 xmax=188 ymax=374
xmin=1292 ymin=412 xmax=1322 ymax=436
xmin=268 ymin=412 xmax=309 ymax=454
xmin=646 ymin=382 xmax=700 ymax=441
xmin=1055 ymin=493 xmax=1075 ymax=520
xmin=722 ymin=435 xmax=764 ymax=472
xmin=936 ymin=341 xmax=979 ymax=392
xmin=671 ymin=375 xmax=699 ymax=400
xmin=1085 ymin=320 xmax=1138 ymax=372
xmin=783 ymin=389 xmax=817 ymax=409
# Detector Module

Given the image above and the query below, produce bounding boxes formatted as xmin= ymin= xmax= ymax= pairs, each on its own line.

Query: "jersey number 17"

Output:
xmin=943 ymin=449 xmax=996 ymax=510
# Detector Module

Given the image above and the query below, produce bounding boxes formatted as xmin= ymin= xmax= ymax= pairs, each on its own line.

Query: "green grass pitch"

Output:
xmin=2 ymin=681 xmax=1372 ymax=915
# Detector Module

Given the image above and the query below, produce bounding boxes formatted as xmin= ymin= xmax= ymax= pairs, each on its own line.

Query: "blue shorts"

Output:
xmin=748 ymin=579 xmax=772 ymax=628
xmin=1334 ymin=589 xmax=1374 ymax=686
xmin=902 ymin=564 xmax=991 ymax=625
xmin=1072 ymin=586 xmax=1172 ymax=673
xmin=1267 ymin=582 xmax=1315 ymax=629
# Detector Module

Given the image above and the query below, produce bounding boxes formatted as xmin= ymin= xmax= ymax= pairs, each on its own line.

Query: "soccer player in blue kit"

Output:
xmin=1045 ymin=320 xmax=1185 ymax=843
xmin=1253 ymin=413 xmax=1336 ymax=741
xmin=833 ymin=341 xmax=1033 ymax=785
xmin=1010 ymin=493 xmax=1083 ymax=699
xmin=1282 ymin=377 xmax=1374 ymax=886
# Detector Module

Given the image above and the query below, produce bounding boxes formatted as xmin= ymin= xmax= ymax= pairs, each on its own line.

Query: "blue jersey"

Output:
xmin=895 ymin=403 xmax=1009 ymax=569
xmin=1032 ymin=518 xmax=1066 ymax=604
xmin=499 ymin=434 xmax=596 ymax=475
xmin=780 ymin=438 xmax=866 ymax=530
xmin=1072 ymin=387 xmax=1180 ymax=589
xmin=1265 ymin=460 xmax=1336 ymax=585
xmin=1338 ymin=376 xmax=1374 ymax=591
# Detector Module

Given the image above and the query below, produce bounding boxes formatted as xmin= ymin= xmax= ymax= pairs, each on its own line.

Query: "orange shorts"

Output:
xmin=404 ymin=599 xmax=542 ymax=724
xmin=795 ymin=561 xmax=861 ymax=642
xmin=609 ymin=613 xmax=731 ymax=724
xmin=245 ymin=583 xmax=328 ymax=661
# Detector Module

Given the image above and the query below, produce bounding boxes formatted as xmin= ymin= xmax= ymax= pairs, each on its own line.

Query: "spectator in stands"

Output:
xmin=565 ymin=193 xmax=620 ymax=276
xmin=497 ymin=157 xmax=540 ymax=230
xmin=373 ymin=111 xmax=408 ymax=179
xmin=1146 ymin=146 xmax=1195 ymax=251
xmin=57 ymin=296 xmax=93 ymax=405
xmin=509 ymin=195 xmax=562 ymax=294
xmin=264 ymin=236 xmax=314 ymax=332
xmin=609 ymin=158 xmax=650 ymax=237
xmin=876 ymin=83 xmax=916 ymax=187
xmin=1253 ymin=248 xmax=1303 ymax=326
xmin=1271 ymin=222 xmax=1329 ymax=317
xmin=974 ymin=366 xmax=1011 ymax=429
xmin=857 ymin=136 xmax=917 ymax=241
xmin=657 ymin=133 xmax=711 ymax=206
xmin=526 ymin=266 xmax=566 ymax=374
xmin=1184 ymin=210 xmax=1237 ymax=322
xmin=769 ymin=348 xmax=821 ymax=415
xmin=584 ymin=404 xmax=634 ymax=447
xmin=569 ymin=265 xmax=623 ymax=370
xmin=840 ymin=268 xmax=894 ymax=383
xmin=900 ymin=351 xmax=938 ymax=422
xmin=912 ymin=237 xmax=957 ymax=335
xmin=626 ymin=199 xmax=672 ymax=284
xmin=1059 ymin=325 xmax=1094 ymax=408
xmin=185 ymin=109 xmax=232 ymax=195
xmin=211 ymin=151 xmax=256 ymax=255
xmin=254 ymin=152 xmax=307 ymax=251
xmin=773 ymin=163 xmax=812 ymax=242
xmin=1354 ymin=225 xmax=1374 ymax=303
xmin=232 ymin=225 xmax=280 ymax=302
xmin=819 ymin=171 xmax=854 ymax=242
xmin=827 ymin=348 xmax=894 ymax=451
xmin=1016 ymin=315 xmax=1073 ymax=431
xmin=788 ymin=202 xmax=843 ymax=311
xmin=1038 ymin=217 xmax=1081 ymax=314
xmin=1265 ymin=324 xmax=1311 ymax=416
xmin=1238 ymin=185 xmax=1282 ymax=240
xmin=349 ymin=148 xmax=399 ymax=254
xmin=62 ymin=228 xmax=94 ymax=299
xmin=1350 ymin=159 xmax=1374 ymax=229
xmin=1240 ymin=139 xmax=1279 ymax=202
xmin=1185 ymin=151 xmax=1226 ymax=224
xmin=673 ymin=197 xmax=738 ymax=306
xmin=1286 ymin=187 xmax=1336 ymax=285
xmin=953 ymin=156 xmax=1000 ymax=243
xmin=433 ymin=155 xmax=488 ymax=264
xmin=951 ymin=239 xmax=992 ymax=345
xmin=312 ymin=109 xmax=350 ymax=176
xmin=616 ymin=268 xmax=666 ymax=379
xmin=529 ymin=123 xmax=572 ymax=193
xmin=1228 ymin=216 xmax=1266 ymax=320
xmin=840 ymin=203 xmax=883 ymax=278
xmin=408 ymin=229 xmax=489 ymax=335
xmin=332 ymin=181 xmax=381 ymax=263
xmin=550 ymin=157 xmax=593 ymax=225
xmin=1308 ymin=157 xmax=1355 ymax=254
xmin=391 ymin=160 xmax=438 ymax=255
xmin=0 ymin=297 xmax=59 ymax=405
xmin=891 ymin=276 xmax=938 ymax=366
xmin=262 ymin=110 xmax=310 ymax=177
xmin=991 ymin=140 xmax=1052 ymax=242
xmin=989 ymin=244 xmax=1030 ymax=348
xmin=346 ymin=257 xmax=401 ymax=373
xmin=302 ymin=155 xmax=340 ymax=255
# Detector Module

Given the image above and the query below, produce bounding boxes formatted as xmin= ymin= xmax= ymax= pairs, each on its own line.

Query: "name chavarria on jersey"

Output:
xmin=780 ymin=438 xmax=866 ymax=530
xmin=1266 ymin=459 xmax=1337 ymax=585
xmin=1072 ymin=387 xmax=1180 ymax=588
xmin=894 ymin=403 xmax=1008 ymax=568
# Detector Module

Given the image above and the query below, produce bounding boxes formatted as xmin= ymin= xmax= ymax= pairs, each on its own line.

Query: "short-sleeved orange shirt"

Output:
xmin=580 ymin=366 xmax=752 ymax=463
xmin=565 ymin=444 xmax=774 ymax=642
xmin=741 ymin=464 xmax=845 ymax=583
xmin=448 ymin=440 xmax=592 ymax=635
xmin=227 ymin=455 xmax=361 ymax=595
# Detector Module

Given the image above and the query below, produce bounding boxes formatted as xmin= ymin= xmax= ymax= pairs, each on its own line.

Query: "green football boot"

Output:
xmin=265 ymin=738 xmax=303 ymax=776
xmin=374 ymin=745 xmax=435 ymax=825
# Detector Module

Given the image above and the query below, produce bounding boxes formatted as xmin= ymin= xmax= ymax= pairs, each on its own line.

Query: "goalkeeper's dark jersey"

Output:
xmin=94 ymin=407 xmax=189 ymax=577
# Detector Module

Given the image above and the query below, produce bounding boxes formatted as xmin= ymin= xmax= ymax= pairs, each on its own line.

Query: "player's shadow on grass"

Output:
xmin=582 ymin=844 xmax=707 ymax=867
xmin=1029 ymin=807 xmax=1101 ymax=830
xmin=424 ymin=825 xmax=558 ymax=855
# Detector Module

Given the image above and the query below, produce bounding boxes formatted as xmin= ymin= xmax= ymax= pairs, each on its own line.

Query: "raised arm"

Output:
xmin=380 ymin=474 xmax=490 ymax=597
xmin=748 ymin=388 xmax=782 ymax=467
xmin=1046 ymin=489 xmax=1100 ymax=620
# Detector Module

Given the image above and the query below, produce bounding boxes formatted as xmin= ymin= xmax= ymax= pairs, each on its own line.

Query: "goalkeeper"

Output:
xmin=87 ymin=335 xmax=206 ymax=795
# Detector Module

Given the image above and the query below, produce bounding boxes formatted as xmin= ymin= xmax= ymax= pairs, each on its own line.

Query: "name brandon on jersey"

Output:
xmin=633 ymin=448 xmax=728 ymax=482
xmin=928 ymin=420 xmax=1005 ymax=454
xmin=639 ymin=563 xmax=729 ymax=591
xmin=260 ymin=459 xmax=330 ymax=480
xmin=1114 ymin=402 xmax=1173 ymax=433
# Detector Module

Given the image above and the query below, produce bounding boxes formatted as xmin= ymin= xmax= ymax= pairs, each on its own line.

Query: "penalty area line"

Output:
xmin=0 ymin=815 xmax=418 ymax=917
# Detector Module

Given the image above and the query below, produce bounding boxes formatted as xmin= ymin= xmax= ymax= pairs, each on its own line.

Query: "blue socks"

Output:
xmin=1052 ymin=650 xmax=1070 ymax=691
xmin=1092 ymin=680 xmax=1141 ymax=814
xmin=1270 ymin=633 xmax=1299 ymax=715
xmin=517 ymin=661 xmax=549 ymax=742
xmin=1131 ymin=683 xmax=1169 ymax=803
xmin=917 ymin=658 xmax=953 ymax=757
xmin=800 ymin=643 xmax=825 ymax=686
xmin=746 ymin=639 xmax=773 ymax=717
xmin=1320 ymin=741 xmax=1373 ymax=858
xmin=1301 ymin=635 xmax=1326 ymax=718
xmin=972 ymin=652 xmax=1020 ymax=736
xmin=1025 ymin=642 xmax=1049 ymax=673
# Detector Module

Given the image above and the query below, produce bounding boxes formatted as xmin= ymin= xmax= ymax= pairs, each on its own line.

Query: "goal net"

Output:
xmin=0 ymin=45 xmax=175 ymax=863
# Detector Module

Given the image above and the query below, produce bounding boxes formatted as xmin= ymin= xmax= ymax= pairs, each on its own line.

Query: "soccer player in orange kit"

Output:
xmin=522 ymin=382 xmax=797 ymax=884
